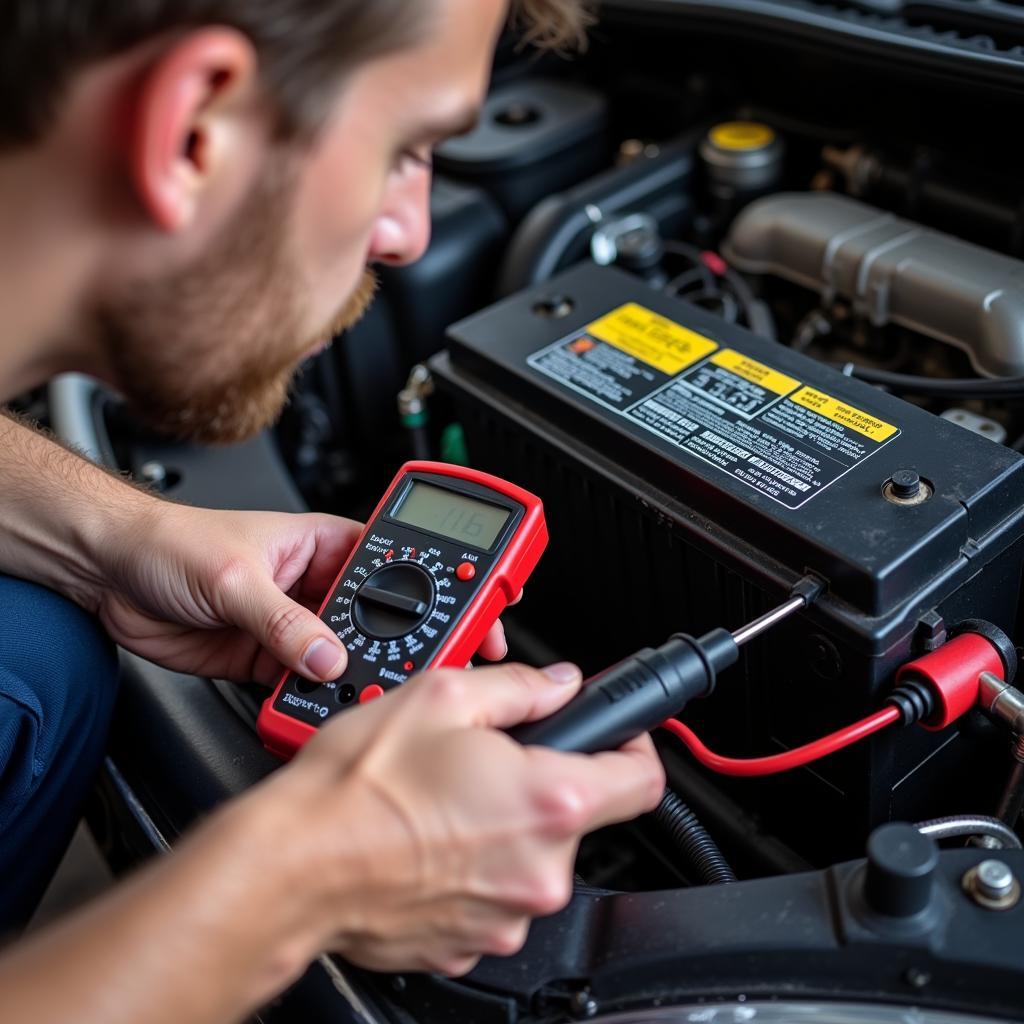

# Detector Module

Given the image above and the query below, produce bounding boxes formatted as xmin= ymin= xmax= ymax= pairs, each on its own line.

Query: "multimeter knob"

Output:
xmin=352 ymin=562 xmax=436 ymax=640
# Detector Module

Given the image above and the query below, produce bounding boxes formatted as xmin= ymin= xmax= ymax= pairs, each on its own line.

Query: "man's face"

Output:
xmin=100 ymin=0 xmax=507 ymax=445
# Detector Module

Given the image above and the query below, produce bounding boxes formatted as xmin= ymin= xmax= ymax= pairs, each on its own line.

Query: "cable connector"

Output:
xmin=887 ymin=677 xmax=935 ymax=727
xmin=892 ymin=627 xmax=1009 ymax=730
xmin=954 ymin=619 xmax=1017 ymax=682
xmin=661 ymin=622 xmax=1019 ymax=778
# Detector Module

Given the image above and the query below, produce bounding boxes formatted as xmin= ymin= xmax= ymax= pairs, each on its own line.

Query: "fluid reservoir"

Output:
xmin=699 ymin=120 xmax=784 ymax=208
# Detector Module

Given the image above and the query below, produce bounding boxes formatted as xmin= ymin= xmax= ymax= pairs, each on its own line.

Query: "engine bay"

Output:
xmin=56 ymin=2 xmax=1024 ymax=1020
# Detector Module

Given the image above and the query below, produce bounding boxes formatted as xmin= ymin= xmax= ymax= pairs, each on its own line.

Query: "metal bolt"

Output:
xmin=977 ymin=860 xmax=1015 ymax=898
xmin=963 ymin=860 xmax=1021 ymax=910
xmin=971 ymin=835 xmax=1003 ymax=851
xmin=569 ymin=989 xmax=599 ymax=1019
xmin=397 ymin=389 xmax=425 ymax=417
xmin=405 ymin=364 xmax=433 ymax=395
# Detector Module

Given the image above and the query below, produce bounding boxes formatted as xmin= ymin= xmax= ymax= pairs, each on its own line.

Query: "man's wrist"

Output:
xmin=183 ymin=765 xmax=367 ymax=991
xmin=0 ymin=411 xmax=164 ymax=609
xmin=65 ymin=477 xmax=164 ymax=609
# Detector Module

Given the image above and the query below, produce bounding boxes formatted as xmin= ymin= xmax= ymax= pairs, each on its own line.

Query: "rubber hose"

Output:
xmin=655 ymin=788 xmax=737 ymax=885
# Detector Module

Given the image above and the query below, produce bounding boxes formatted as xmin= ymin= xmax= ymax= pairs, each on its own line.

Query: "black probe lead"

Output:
xmin=508 ymin=579 xmax=822 ymax=754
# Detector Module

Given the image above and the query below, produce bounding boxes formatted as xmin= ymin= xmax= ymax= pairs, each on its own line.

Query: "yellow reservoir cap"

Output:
xmin=708 ymin=121 xmax=776 ymax=152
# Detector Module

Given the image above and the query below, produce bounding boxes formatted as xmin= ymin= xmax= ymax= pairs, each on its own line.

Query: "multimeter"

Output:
xmin=257 ymin=461 xmax=548 ymax=758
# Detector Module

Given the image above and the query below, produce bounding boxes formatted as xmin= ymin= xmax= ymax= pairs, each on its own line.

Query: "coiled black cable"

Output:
xmin=654 ymin=788 xmax=737 ymax=885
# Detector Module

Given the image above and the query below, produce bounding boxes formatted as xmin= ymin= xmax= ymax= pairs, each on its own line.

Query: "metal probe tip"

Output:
xmin=731 ymin=594 xmax=808 ymax=647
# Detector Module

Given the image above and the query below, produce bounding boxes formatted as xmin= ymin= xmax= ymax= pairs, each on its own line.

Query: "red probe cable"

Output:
xmin=660 ymin=630 xmax=1009 ymax=776
xmin=660 ymin=705 xmax=901 ymax=777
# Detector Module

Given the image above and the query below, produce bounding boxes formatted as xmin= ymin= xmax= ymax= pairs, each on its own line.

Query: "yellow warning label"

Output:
xmin=587 ymin=303 xmax=718 ymax=376
xmin=710 ymin=349 xmax=799 ymax=397
xmin=790 ymin=387 xmax=898 ymax=442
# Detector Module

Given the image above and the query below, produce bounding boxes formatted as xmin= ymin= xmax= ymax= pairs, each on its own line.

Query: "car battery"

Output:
xmin=430 ymin=263 xmax=1024 ymax=864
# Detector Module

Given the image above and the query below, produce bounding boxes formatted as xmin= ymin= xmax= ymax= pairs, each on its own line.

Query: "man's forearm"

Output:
xmin=0 ymin=410 xmax=159 ymax=608
xmin=0 ymin=788 xmax=331 ymax=1024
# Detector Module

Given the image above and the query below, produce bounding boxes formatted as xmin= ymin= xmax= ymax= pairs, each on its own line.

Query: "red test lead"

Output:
xmin=661 ymin=623 xmax=1016 ymax=777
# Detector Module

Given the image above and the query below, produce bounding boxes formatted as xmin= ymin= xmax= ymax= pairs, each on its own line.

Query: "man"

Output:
xmin=0 ymin=1 xmax=664 ymax=1020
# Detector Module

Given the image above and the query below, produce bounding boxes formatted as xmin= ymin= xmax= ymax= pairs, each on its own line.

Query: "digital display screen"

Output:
xmin=392 ymin=481 xmax=511 ymax=549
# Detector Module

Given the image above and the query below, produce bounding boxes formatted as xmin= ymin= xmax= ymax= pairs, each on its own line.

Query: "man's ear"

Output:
xmin=129 ymin=27 xmax=261 ymax=232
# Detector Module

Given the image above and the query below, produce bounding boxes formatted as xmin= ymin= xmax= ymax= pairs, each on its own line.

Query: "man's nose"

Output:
xmin=368 ymin=167 xmax=432 ymax=266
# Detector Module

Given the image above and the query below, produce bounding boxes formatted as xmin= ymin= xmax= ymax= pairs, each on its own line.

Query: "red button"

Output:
xmin=403 ymin=661 xmax=415 ymax=672
xmin=385 ymin=549 xmax=394 ymax=560
xmin=456 ymin=562 xmax=476 ymax=581
xmin=359 ymin=684 xmax=385 ymax=704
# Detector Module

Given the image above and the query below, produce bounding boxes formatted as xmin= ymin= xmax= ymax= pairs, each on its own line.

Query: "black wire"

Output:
xmin=665 ymin=266 xmax=714 ymax=295
xmin=676 ymin=288 xmax=740 ymax=323
xmin=722 ymin=266 xmax=776 ymax=340
xmin=662 ymin=241 xmax=716 ymax=294
xmin=847 ymin=364 xmax=1024 ymax=398
xmin=661 ymin=241 xmax=776 ymax=339
xmin=661 ymin=239 xmax=708 ymax=263
xmin=721 ymin=265 xmax=759 ymax=313
xmin=714 ymin=291 xmax=740 ymax=324
xmin=654 ymin=788 xmax=736 ymax=885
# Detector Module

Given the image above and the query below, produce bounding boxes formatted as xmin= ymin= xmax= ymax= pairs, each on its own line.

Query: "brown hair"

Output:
xmin=512 ymin=0 xmax=595 ymax=51
xmin=0 ymin=1 xmax=590 ymax=149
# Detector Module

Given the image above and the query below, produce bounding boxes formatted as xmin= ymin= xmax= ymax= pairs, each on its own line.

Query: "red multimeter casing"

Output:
xmin=257 ymin=461 xmax=548 ymax=758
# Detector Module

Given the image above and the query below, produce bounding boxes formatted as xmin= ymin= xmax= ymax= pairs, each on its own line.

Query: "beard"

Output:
xmin=95 ymin=168 xmax=377 ymax=446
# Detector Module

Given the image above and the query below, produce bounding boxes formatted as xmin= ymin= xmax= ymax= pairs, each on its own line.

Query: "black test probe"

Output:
xmin=509 ymin=578 xmax=823 ymax=753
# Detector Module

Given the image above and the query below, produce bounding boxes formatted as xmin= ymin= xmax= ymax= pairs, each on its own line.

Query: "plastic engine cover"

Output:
xmin=722 ymin=191 xmax=1024 ymax=378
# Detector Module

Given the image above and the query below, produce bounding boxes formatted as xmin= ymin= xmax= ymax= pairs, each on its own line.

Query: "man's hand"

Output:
xmin=219 ymin=660 xmax=666 ymax=977
xmin=1 ymin=413 xmax=510 ymax=684
xmin=93 ymin=502 xmax=510 ymax=684
xmin=0 ymin=662 xmax=664 ymax=1024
